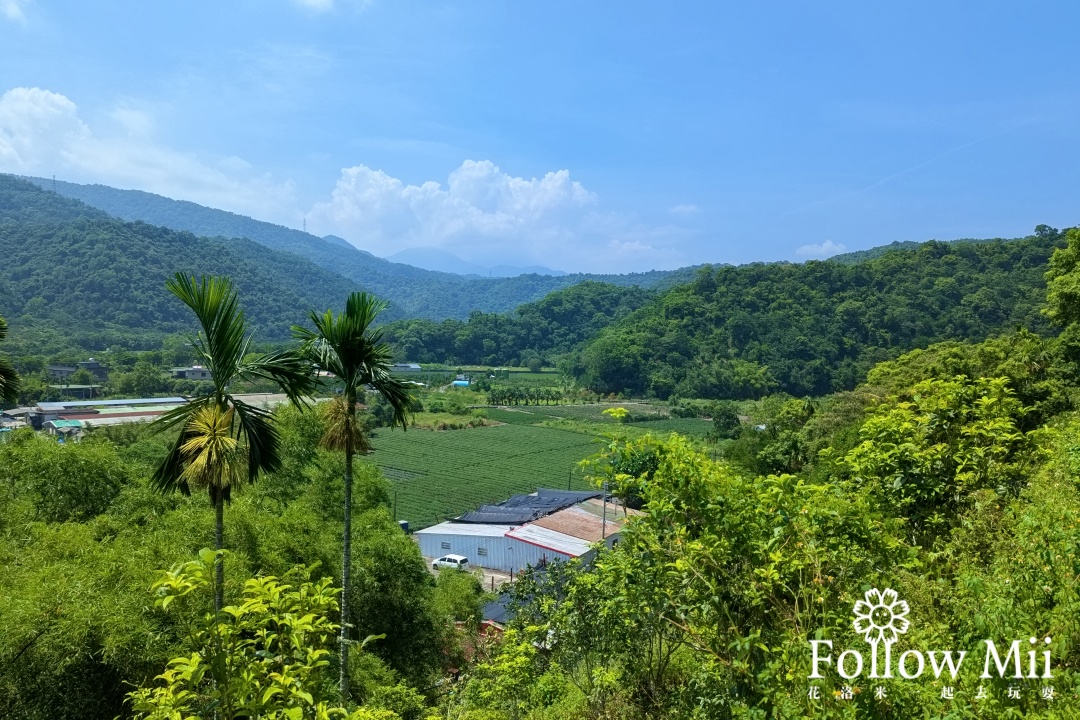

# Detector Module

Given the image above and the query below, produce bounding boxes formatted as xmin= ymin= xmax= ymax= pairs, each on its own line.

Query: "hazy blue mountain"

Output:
xmin=322 ymin=234 xmax=357 ymax=250
xmin=385 ymin=247 xmax=566 ymax=277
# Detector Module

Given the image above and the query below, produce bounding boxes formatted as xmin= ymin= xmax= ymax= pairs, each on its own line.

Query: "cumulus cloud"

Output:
xmin=669 ymin=203 xmax=700 ymax=216
xmin=796 ymin=239 xmax=847 ymax=258
xmin=0 ymin=86 xmax=687 ymax=273
xmin=0 ymin=87 xmax=296 ymax=223
xmin=308 ymin=160 xmax=681 ymax=271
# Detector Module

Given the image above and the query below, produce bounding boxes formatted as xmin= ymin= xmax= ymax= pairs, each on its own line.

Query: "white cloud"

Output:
xmin=0 ymin=87 xmax=296 ymax=224
xmin=309 ymin=160 xmax=671 ymax=271
xmin=1 ymin=0 xmax=28 ymax=22
xmin=0 ymin=86 xmax=687 ymax=273
xmin=796 ymin=239 xmax=847 ymax=258
xmin=307 ymin=161 xmax=688 ymax=272
xmin=669 ymin=203 xmax=700 ymax=216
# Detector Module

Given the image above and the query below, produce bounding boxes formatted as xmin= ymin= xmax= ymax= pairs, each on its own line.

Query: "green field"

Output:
xmin=483 ymin=402 xmax=668 ymax=425
xmin=483 ymin=407 xmax=551 ymax=425
xmin=367 ymin=424 xmax=603 ymax=529
xmin=629 ymin=417 xmax=714 ymax=438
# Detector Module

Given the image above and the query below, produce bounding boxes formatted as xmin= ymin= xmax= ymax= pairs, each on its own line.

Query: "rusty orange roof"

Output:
xmin=530 ymin=498 xmax=643 ymax=542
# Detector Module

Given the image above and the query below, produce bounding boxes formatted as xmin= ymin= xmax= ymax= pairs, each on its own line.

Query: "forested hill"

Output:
xmin=25 ymin=177 xmax=691 ymax=319
xmin=381 ymin=281 xmax=657 ymax=365
xmin=563 ymin=228 xmax=1065 ymax=399
xmin=0 ymin=175 xmax=383 ymax=354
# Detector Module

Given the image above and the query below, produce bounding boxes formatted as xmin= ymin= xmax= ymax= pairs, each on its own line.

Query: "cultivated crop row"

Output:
xmin=368 ymin=424 xmax=602 ymax=529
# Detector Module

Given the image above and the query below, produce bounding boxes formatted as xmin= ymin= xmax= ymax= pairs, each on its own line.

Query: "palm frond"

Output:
xmin=0 ymin=356 xmax=19 ymax=405
xmin=293 ymin=291 xmax=414 ymax=429
xmin=366 ymin=365 xmax=413 ymax=431
xmin=231 ymin=398 xmax=281 ymax=483
xmin=237 ymin=348 xmax=316 ymax=407
xmin=150 ymin=397 xmax=215 ymax=495
xmin=165 ymin=274 xmax=247 ymax=393
xmin=319 ymin=396 xmax=370 ymax=454
xmin=0 ymin=316 xmax=17 ymax=404
xmin=178 ymin=405 xmax=245 ymax=499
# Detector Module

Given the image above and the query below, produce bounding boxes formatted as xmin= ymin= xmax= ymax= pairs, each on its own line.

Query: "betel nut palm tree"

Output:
xmin=152 ymin=274 xmax=314 ymax=612
xmin=0 ymin=315 xmax=18 ymax=405
xmin=293 ymin=291 xmax=412 ymax=699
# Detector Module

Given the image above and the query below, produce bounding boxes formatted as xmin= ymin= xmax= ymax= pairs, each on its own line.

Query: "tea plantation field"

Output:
xmin=629 ymin=417 xmax=714 ymax=438
xmin=367 ymin=424 xmax=604 ymax=529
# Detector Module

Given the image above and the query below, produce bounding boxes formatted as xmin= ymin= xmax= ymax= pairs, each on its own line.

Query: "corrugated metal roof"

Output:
xmin=513 ymin=498 xmax=641 ymax=542
xmin=455 ymin=488 xmax=601 ymax=524
xmin=47 ymin=419 xmax=83 ymax=428
xmin=1 ymin=407 xmax=38 ymax=416
xmin=95 ymin=405 xmax=178 ymax=414
xmin=38 ymin=398 xmax=187 ymax=410
xmin=78 ymin=416 xmax=157 ymax=427
xmin=505 ymin=524 xmax=593 ymax=557
xmin=414 ymin=522 xmax=515 ymax=538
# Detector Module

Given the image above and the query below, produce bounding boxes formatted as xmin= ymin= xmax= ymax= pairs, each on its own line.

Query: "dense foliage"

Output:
xmin=445 ymin=331 xmax=1080 ymax=718
xmin=564 ymin=227 xmax=1064 ymax=399
xmin=381 ymin=281 xmax=654 ymax=366
xmin=0 ymin=405 xmax=479 ymax=720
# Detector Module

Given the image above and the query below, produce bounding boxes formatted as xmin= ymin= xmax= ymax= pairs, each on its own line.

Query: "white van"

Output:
xmin=432 ymin=554 xmax=469 ymax=571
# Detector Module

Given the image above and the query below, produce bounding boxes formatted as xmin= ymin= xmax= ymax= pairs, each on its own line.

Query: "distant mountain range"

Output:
xmin=23 ymin=177 xmax=684 ymax=319
xmin=0 ymin=175 xmax=383 ymax=354
xmin=385 ymin=247 xmax=566 ymax=278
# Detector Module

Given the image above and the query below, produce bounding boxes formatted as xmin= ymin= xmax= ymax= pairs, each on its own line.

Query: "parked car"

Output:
xmin=432 ymin=554 xmax=469 ymax=571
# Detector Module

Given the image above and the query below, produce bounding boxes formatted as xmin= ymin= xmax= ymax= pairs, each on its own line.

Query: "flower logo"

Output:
xmin=853 ymin=587 xmax=910 ymax=645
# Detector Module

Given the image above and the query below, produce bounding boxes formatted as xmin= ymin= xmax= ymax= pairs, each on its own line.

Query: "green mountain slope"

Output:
xmin=0 ymin=175 xmax=383 ymax=354
xmin=382 ymin=280 xmax=657 ymax=365
xmin=562 ymin=232 xmax=1065 ymax=398
xmin=25 ymin=177 xmax=691 ymax=319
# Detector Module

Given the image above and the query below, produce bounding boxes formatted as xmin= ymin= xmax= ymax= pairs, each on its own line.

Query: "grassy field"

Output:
xmin=630 ymin=417 xmax=714 ymax=438
xmin=367 ymin=424 xmax=603 ymax=529
xmin=483 ymin=407 xmax=550 ymax=425
xmin=483 ymin=402 xmax=668 ymax=425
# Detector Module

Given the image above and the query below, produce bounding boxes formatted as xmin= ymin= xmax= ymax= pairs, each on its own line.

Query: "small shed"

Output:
xmin=45 ymin=419 xmax=83 ymax=440
xmin=414 ymin=522 xmax=518 ymax=571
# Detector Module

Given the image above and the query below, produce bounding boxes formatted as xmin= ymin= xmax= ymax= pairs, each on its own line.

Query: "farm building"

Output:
xmin=415 ymin=522 xmax=518 ymax=570
xmin=391 ymin=363 xmax=422 ymax=373
xmin=413 ymin=489 xmax=641 ymax=573
xmin=37 ymin=397 xmax=188 ymax=427
xmin=171 ymin=365 xmax=213 ymax=381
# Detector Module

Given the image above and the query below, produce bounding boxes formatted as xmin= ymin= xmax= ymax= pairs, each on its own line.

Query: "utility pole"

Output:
xmin=601 ymin=480 xmax=609 ymax=540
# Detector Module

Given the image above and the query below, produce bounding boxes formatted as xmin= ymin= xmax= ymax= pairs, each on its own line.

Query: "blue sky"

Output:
xmin=1 ymin=1 xmax=1079 ymax=273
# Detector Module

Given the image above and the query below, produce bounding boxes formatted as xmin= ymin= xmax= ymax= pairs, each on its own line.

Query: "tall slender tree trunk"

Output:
xmin=214 ymin=492 xmax=224 ymax=614
xmin=339 ymin=398 xmax=354 ymax=700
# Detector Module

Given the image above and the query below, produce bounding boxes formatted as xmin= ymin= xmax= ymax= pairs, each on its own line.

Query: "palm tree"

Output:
xmin=0 ymin=315 xmax=18 ymax=405
xmin=293 ymin=292 xmax=412 ymax=700
xmin=152 ymin=274 xmax=314 ymax=612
